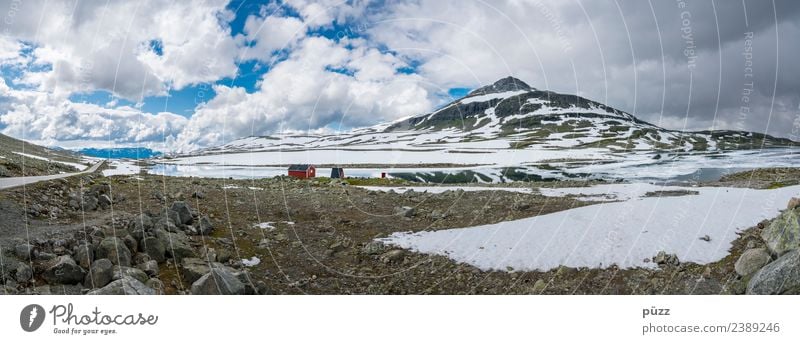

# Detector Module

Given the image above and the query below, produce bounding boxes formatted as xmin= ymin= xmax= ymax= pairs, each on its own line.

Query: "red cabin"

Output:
xmin=287 ymin=164 xmax=316 ymax=179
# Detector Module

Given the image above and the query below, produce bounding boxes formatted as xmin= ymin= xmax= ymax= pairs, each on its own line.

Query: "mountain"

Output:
xmin=79 ymin=147 xmax=161 ymax=159
xmin=195 ymin=76 xmax=796 ymax=155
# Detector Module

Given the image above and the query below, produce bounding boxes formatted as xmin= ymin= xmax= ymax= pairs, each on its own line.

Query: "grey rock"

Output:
xmin=145 ymin=278 xmax=165 ymax=295
xmin=761 ymin=208 xmax=800 ymax=256
xmin=362 ymin=241 xmax=385 ymax=255
xmin=161 ymin=210 xmax=182 ymax=231
xmin=122 ymin=235 xmax=138 ymax=254
xmin=82 ymin=195 xmax=98 ymax=211
xmin=170 ymin=201 xmax=194 ymax=225
xmin=35 ymin=251 xmax=57 ymax=261
xmin=84 ymin=258 xmax=114 ymax=288
xmin=216 ymin=249 xmax=231 ymax=263
xmin=234 ymin=271 xmax=257 ymax=295
xmin=14 ymin=243 xmax=34 ymax=260
xmin=95 ymin=237 xmax=132 ymax=266
xmin=180 ymin=257 xmax=223 ymax=284
xmin=87 ymin=276 xmax=155 ymax=295
xmin=139 ymin=237 xmax=166 ymax=263
xmin=155 ymin=229 xmax=195 ymax=260
xmin=89 ymin=183 xmax=111 ymax=195
xmin=14 ymin=262 xmax=33 ymax=283
xmin=133 ymin=252 xmax=152 ymax=265
xmin=190 ymin=268 xmax=246 ymax=295
xmin=747 ymin=250 xmax=800 ymax=295
xmin=788 ymin=197 xmax=800 ymax=210
xmin=380 ymin=249 xmax=406 ymax=263
xmin=138 ymin=260 xmax=159 ymax=277
xmin=684 ymin=278 xmax=724 ymax=295
xmin=111 ymin=266 xmax=149 ymax=284
xmin=98 ymin=194 xmax=112 ymax=208
xmin=128 ymin=214 xmax=153 ymax=240
xmin=653 ymin=251 xmax=680 ymax=267
xmin=394 ymin=206 xmax=415 ymax=218
xmin=73 ymin=243 xmax=94 ymax=269
xmin=734 ymin=248 xmax=772 ymax=276
xmin=42 ymin=255 xmax=86 ymax=284
xmin=198 ymin=215 xmax=214 ymax=235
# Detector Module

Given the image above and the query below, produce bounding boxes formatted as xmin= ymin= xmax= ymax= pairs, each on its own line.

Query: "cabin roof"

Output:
xmin=288 ymin=164 xmax=313 ymax=171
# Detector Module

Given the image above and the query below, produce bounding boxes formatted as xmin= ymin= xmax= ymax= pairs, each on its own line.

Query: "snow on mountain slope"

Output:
xmin=156 ymin=77 xmax=799 ymax=183
xmin=191 ymin=77 xmax=795 ymax=156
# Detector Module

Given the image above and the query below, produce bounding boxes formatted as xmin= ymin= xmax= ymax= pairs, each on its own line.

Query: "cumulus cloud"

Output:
xmin=2 ymin=0 xmax=238 ymax=99
xmin=175 ymin=35 xmax=433 ymax=151
xmin=283 ymin=0 xmax=372 ymax=28
xmin=0 ymin=85 xmax=186 ymax=150
xmin=238 ymin=14 xmax=306 ymax=61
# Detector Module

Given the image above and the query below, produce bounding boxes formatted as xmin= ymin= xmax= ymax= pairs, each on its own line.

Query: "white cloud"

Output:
xmin=0 ymin=86 xmax=187 ymax=150
xmin=3 ymin=0 xmax=238 ymax=99
xmin=284 ymin=0 xmax=371 ymax=28
xmin=175 ymin=35 xmax=433 ymax=151
xmin=239 ymin=14 xmax=306 ymax=61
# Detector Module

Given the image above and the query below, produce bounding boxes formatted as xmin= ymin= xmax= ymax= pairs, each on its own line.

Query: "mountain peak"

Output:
xmin=467 ymin=76 xmax=533 ymax=97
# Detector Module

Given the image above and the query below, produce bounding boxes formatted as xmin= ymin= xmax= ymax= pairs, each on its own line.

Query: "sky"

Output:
xmin=1 ymin=0 xmax=799 ymax=152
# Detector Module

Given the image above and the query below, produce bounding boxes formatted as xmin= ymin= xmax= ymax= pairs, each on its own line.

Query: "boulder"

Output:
xmin=82 ymin=195 xmax=99 ymax=211
xmin=98 ymin=194 xmax=112 ymax=208
xmin=145 ymin=278 xmax=165 ymax=295
xmin=84 ymin=258 xmax=114 ymax=288
xmin=42 ymin=255 xmax=86 ymax=284
xmin=170 ymin=201 xmax=194 ymax=225
xmin=734 ymin=248 xmax=772 ymax=276
xmin=180 ymin=257 xmax=223 ymax=284
xmin=95 ymin=237 xmax=132 ymax=266
xmin=198 ymin=215 xmax=214 ymax=235
xmin=128 ymin=214 xmax=153 ymax=240
xmin=139 ymin=237 xmax=166 ymax=263
xmin=138 ymin=260 xmax=159 ymax=277
xmin=73 ymin=243 xmax=94 ymax=269
xmin=190 ymin=268 xmax=246 ymax=295
xmin=14 ymin=243 xmax=34 ymax=260
xmin=761 ymin=208 xmax=800 ymax=256
xmin=89 ymin=183 xmax=111 ymax=195
xmin=87 ymin=276 xmax=156 ymax=295
xmin=122 ymin=235 xmax=138 ymax=254
xmin=155 ymin=229 xmax=195 ymax=260
xmin=14 ymin=262 xmax=33 ymax=283
xmin=111 ymin=266 xmax=149 ymax=284
xmin=394 ymin=206 xmax=415 ymax=218
xmin=788 ymin=197 xmax=800 ymax=210
xmin=747 ymin=250 xmax=800 ymax=295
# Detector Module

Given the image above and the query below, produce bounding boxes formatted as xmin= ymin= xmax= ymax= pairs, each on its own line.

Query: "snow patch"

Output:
xmin=241 ymin=257 xmax=261 ymax=267
xmin=379 ymin=185 xmax=800 ymax=271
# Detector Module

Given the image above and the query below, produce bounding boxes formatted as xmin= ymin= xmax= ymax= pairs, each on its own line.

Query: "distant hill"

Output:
xmin=0 ymin=133 xmax=86 ymax=177
xmin=79 ymin=147 xmax=161 ymax=159
xmin=196 ymin=76 xmax=797 ymax=155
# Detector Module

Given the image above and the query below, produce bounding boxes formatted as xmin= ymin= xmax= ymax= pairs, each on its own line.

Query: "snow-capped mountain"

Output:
xmin=192 ymin=76 xmax=795 ymax=156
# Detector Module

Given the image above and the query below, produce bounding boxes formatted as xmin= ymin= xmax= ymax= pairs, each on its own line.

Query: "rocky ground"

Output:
xmin=1 ymin=167 xmax=799 ymax=295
